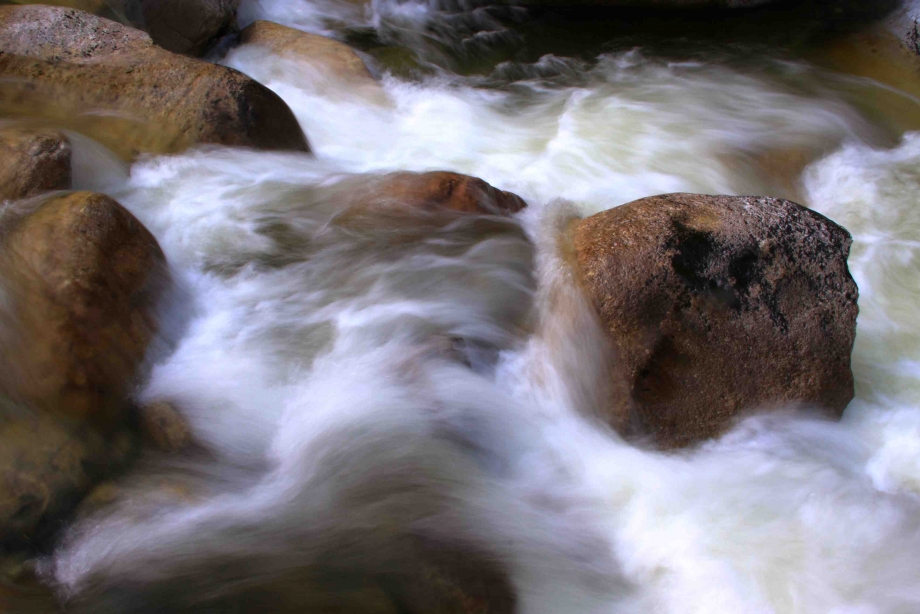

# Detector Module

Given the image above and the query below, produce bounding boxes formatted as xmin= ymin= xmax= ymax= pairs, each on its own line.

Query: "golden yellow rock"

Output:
xmin=0 ymin=127 xmax=71 ymax=201
xmin=0 ymin=191 xmax=167 ymax=425
xmin=241 ymin=20 xmax=377 ymax=86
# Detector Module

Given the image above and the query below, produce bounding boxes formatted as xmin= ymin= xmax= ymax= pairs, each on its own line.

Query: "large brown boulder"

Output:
xmin=240 ymin=20 xmax=377 ymax=86
xmin=0 ymin=127 xmax=71 ymax=201
xmin=0 ymin=5 xmax=308 ymax=158
xmin=0 ymin=191 xmax=167 ymax=425
xmin=0 ymin=190 xmax=164 ymax=551
xmin=125 ymin=0 xmax=239 ymax=56
xmin=571 ymin=193 xmax=858 ymax=448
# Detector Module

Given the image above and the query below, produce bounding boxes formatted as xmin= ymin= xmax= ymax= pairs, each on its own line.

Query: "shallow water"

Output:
xmin=24 ymin=0 xmax=920 ymax=611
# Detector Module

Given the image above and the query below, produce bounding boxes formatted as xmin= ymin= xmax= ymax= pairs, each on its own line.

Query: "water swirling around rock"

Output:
xmin=3 ymin=0 xmax=920 ymax=612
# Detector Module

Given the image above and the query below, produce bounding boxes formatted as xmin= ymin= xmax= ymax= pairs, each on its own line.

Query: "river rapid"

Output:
xmin=44 ymin=0 xmax=920 ymax=612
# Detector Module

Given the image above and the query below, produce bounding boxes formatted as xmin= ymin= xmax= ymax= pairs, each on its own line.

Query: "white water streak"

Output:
xmin=54 ymin=3 xmax=920 ymax=612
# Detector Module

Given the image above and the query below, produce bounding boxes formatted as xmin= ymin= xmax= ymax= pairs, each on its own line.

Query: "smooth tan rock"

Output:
xmin=241 ymin=20 xmax=376 ymax=85
xmin=0 ymin=5 xmax=308 ymax=158
xmin=572 ymin=193 xmax=858 ymax=448
xmin=0 ymin=191 xmax=167 ymax=425
xmin=129 ymin=0 xmax=239 ymax=56
xmin=0 ymin=127 xmax=71 ymax=201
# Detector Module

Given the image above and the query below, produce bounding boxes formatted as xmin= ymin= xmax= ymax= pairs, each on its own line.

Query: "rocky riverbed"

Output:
xmin=2 ymin=0 xmax=920 ymax=612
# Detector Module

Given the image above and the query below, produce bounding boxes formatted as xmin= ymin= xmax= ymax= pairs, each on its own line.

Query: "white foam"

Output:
xmin=47 ymin=22 xmax=920 ymax=614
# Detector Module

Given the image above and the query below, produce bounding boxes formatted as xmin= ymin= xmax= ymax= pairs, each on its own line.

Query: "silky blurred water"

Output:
xmin=46 ymin=1 xmax=920 ymax=612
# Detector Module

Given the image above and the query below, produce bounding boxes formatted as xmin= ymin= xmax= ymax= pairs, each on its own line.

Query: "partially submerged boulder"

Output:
xmin=240 ymin=20 xmax=376 ymax=86
xmin=0 ymin=191 xmax=167 ymax=425
xmin=0 ymin=190 xmax=165 ymax=551
xmin=319 ymin=171 xmax=526 ymax=235
xmin=0 ymin=127 xmax=71 ymax=201
xmin=0 ymin=5 xmax=308 ymax=158
xmin=365 ymin=171 xmax=527 ymax=215
xmin=571 ymin=193 xmax=858 ymax=448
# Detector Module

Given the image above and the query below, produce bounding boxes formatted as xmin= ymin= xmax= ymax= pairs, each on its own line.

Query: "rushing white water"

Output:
xmin=46 ymin=1 xmax=920 ymax=612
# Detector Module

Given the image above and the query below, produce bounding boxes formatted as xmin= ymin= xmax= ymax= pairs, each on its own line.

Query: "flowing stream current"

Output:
xmin=39 ymin=0 xmax=920 ymax=612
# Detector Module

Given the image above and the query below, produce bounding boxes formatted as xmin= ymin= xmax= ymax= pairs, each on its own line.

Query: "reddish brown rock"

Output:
xmin=0 ymin=191 xmax=167 ymax=425
xmin=0 ymin=127 xmax=71 ymax=201
xmin=0 ymin=5 xmax=308 ymax=158
xmin=371 ymin=171 xmax=527 ymax=215
xmin=572 ymin=193 xmax=858 ymax=448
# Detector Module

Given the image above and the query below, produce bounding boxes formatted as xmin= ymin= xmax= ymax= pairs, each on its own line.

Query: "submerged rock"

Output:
xmin=136 ymin=401 xmax=192 ymax=452
xmin=240 ymin=20 xmax=377 ymax=86
xmin=0 ymin=191 xmax=167 ymax=425
xmin=0 ymin=404 xmax=135 ymax=550
xmin=124 ymin=0 xmax=240 ymax=56
xmin=0 ymin=5 xmax=308 ymax=158
xmin=0 ymin=549 xmax=64 ymax=611
xmin=68 ymin=514 xmax=515 ymax=614
xmin=0 ymin=127 xmax=71 ymax=201
xmin=571 ymin=193 xmax=858 ymax=448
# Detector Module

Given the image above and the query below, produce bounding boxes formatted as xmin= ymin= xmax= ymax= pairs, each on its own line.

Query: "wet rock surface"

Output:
xmin=0 ymin=127 xmax=71 ymax=202
xmin=0 ymin=5 xmax=308 ymax=158
xmin=572 ymin=192 xmax=858 ymax=448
